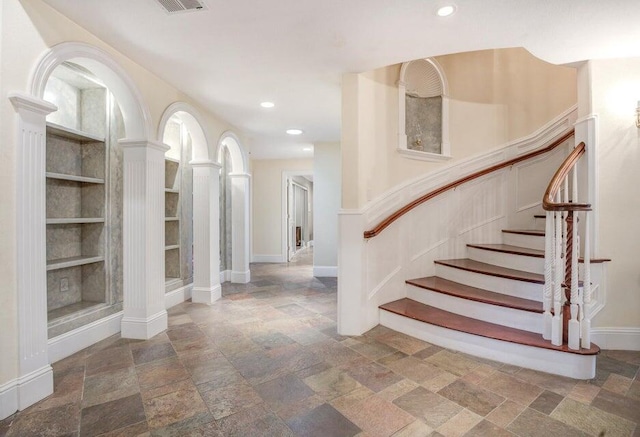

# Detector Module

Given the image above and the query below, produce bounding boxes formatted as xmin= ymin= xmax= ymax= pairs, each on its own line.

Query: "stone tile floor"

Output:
xmin=1 ymin=248 xmax=639 ymax=436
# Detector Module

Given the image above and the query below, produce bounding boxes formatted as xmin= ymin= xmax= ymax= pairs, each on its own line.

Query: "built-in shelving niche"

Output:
xmin=163 ymin=117 xmax=193 ymax=293
xmin=44 ymin=62 xmax=125 ymax=338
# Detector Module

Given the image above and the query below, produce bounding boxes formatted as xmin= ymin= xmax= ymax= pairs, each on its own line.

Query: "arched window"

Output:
xmin=398 ymin=58 xmax=450 ymax=161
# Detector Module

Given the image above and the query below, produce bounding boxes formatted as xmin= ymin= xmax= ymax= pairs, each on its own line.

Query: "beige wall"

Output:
xmin=313 ymin=142 xmax=341 ymax=270
xmin=583 ymin=58 xmax=640 ymax=329
xmin=0 ymin=0 xmax=245 ymax=388
xmin=341 ymin=48 xmax=577 ymax=209
xmin=251 ymin=158 xmax=313 ymax=259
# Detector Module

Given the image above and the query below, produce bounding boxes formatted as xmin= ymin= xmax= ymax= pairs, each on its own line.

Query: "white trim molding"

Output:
xmin=313 ymin=266 xmax=338 ymax=277
xmin=0 ymin=380 xmax=18 ymax=420
xmin=30 ymin=42 xmax=151 ymax=139
xmin=121 ymin=311 xmax=168 ymax=340
xmin=231 ymin=270 xmax=251 ymax=283
xmin=165 ymin=284 xmax=193 ymax=309
xmin=48 ymin=312 xmax=124 ymax=363
xmin=591 ymin=328 xmax=640 ymax=350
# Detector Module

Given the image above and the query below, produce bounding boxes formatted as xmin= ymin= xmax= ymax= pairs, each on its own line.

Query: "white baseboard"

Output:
xmin=231 ymin=270 xmax=251 ymax=284
xmin=0 ymin=363 xmax=55 ymax=420
xmin=165 ymin=284 xmax=193 ymax=309
xmin=591 ymin=327 xmax=640 ymax=350
xmin=309 ymin=240 xmax=314 ymax=247
xmin=313 ymin=266 xmax=338 ymax=277
xmin=192 ymin=285 xmax=222 ymax=304
xmin=48 ymin=311 xmax=124 ymax=363
xmin=252 ymin=254 xmax=285 ymax=263
xmin=220 ymin=270 xmax=232 ymax=283
xmin=121 ymin=310 xmax=168 ymax=340
xmin=16 ymin=366 xmax=54 ymax=411
xmin=0 ymin=379 xmax=17 ymax=420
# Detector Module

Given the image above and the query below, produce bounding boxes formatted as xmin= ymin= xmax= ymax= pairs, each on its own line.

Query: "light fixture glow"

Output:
xmin=437 ymin=5 xmax=456 ymax=17
xmin=286 ymin=129 xmax=303 ymax=135
xmin=260 ymin=101 xmax=275 ymax=108
xmin=303 ymin=147 xmax=313 ymax=151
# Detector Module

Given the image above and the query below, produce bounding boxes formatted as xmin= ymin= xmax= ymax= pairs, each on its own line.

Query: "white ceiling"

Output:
xmin=43 ymin=0 xmax=640 ymax=159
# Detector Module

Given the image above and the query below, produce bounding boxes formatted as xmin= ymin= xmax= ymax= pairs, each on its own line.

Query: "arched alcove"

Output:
xmin=217 ymin=132 xmax=251 ymax=283
xmin=9 ymin=41 xmax=154 ymax=411
xmin=157 ymin=103 xmax=218 ymax=304
xmin=398 ymin=57 xmax=451 ymax=161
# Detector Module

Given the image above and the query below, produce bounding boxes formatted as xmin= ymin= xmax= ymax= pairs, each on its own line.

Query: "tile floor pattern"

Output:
xmin=1 ymin=248 xmax=639 ymax=437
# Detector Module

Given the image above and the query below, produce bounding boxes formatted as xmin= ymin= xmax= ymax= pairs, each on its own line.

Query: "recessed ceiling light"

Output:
xmin=260 ymin=101 xmax=275 ymax=108
xmin=286 ymin=129 xmax=303 ymax=135
xmin=437 ymin=5 xmax=456 ymax=17
xmin=303 ymin=147 xmax=313 ymax=151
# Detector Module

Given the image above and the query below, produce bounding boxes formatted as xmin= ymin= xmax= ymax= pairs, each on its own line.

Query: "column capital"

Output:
xmin=190 ymin=159 xmax=222 ymax=169
xmin=229 ymin=172 xmax=251 ymax=179
xmin=9 ymin=92 xmax=57 ymax=115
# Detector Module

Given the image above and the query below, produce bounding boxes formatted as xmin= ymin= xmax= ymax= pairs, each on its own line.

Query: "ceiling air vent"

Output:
xmin=156 ymin=0 xmax=207 ymax=14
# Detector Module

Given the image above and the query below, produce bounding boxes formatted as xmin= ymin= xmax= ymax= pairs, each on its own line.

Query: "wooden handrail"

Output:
xmin=363 ymin=130 xmax=575 ymax=239
xmin=542 ymin=142 xmax=591 ymax=212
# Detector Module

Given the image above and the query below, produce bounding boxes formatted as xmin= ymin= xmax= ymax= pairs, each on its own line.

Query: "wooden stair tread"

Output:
xmin=406 ymin=276 xmax=542 ymax=313
xmin=502 ymin=229 xmax=545 ymax=236
xmin=379 ymin=299 xmax=600 ymax=355
xmin=435 ymin=258 xmax=544 ymax=284
xmin=467 ymin=243 xmax=544 ymax=258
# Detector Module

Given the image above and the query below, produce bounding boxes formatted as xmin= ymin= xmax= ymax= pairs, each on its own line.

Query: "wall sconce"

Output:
xmin=636 ymin=101 xmax=640 ymax=128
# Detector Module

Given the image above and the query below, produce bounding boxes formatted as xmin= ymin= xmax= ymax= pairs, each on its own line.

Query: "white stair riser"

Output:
xmin=502 ymin=232 xmax=545 ymax=251
xmin=533 ymin=217 xmax=546 ymax=230
xmin=380 ymin=310 xmax=596 ymax=379
xmin=467 ymin=247 xmax=544 ymax=275
xmin=407 ymin=287 xmax=542 ymax=334
xmin=435 ymin=264 xmax=543 ymax=302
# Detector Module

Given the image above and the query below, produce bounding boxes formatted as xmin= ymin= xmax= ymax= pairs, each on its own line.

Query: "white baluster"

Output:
xmin=543 ymin=210 xmax=553 ymax=340
xmin=551 ymin=205 xmax=563 ymax=346
xmin=582 ymin=212 xmax=592 ymax=349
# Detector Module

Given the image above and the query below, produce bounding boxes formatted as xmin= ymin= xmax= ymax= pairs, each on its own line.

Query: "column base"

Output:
xmin=121 ymin=310 xmax=168 ymax=340
xmin=231 ymin=270 xmax=251 ymax=284
xmin=192 ymin=285 xmax=222 ymax=304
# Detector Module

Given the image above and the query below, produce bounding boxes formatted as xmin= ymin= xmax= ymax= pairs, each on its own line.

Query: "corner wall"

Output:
xmin=313 ymin=143 xmax=341 ymax=277
xmin=581 ymin=58 xmax=640 ymax=347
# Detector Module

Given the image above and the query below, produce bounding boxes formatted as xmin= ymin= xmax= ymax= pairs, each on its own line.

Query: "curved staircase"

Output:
xmin=379 ymin=220 xmax=600 ymax=379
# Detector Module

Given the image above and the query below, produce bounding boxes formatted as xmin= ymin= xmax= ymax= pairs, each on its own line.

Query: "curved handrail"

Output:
xmin=542 ymin=142 xmax=591 ymax=212
xmin=364 ymin=130 xmax=575 ymax=239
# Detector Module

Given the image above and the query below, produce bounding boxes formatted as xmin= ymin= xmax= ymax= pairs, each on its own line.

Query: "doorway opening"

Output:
xmin=283 ymin=172 xmax=313 ymax=262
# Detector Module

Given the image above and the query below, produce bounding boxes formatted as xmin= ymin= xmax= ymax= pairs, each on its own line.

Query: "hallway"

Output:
xmin=1 ymin=250 xmax=639 ymax=436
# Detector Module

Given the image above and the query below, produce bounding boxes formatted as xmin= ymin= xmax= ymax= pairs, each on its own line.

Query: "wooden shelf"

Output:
xmin=165 ymin=217 xmax=179 ymax=222
xmin=46 ymin=172 xmax=105 ymax=184
xmin=46 ymin=218 xmax=105 ymax=225
xmin=46 ymin=122 xmax=105 ymax=142
xmin=165 ymin=188 xmax=180 ymax=194
xmin=165 ymin=245 xmax=180 ymax=251
xmin=46 ymin=255 xmax=104 ymax=271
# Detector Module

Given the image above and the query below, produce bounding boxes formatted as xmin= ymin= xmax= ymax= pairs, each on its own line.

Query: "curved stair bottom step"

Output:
xmin=379 ymin=309 xmax=596 ymax=379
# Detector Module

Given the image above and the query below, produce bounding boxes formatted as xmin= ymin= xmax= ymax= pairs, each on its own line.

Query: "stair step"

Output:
xmin=434 ymin=258 xmax=544 ymax=284
xmin=379 ymin=298 xmax=599 ymax=356
xmin=467 ymin=243 xmax=544 ymax=258
xmin=406 ymin=276 xmax=542 ymax=313
xmin=502 ymin=229 xmax=545 ymax=236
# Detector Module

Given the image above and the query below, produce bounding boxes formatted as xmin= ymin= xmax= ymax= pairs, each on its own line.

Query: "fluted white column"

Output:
xmin=121 ymin=140 xmax=169 ymax=339
xmin=229 ymin=172 xmax=251 ymax=283
xmin=9 ymin=93 xmax=57 ymax=410
xmin=190 ymin=160 xmax=222 ymax=303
